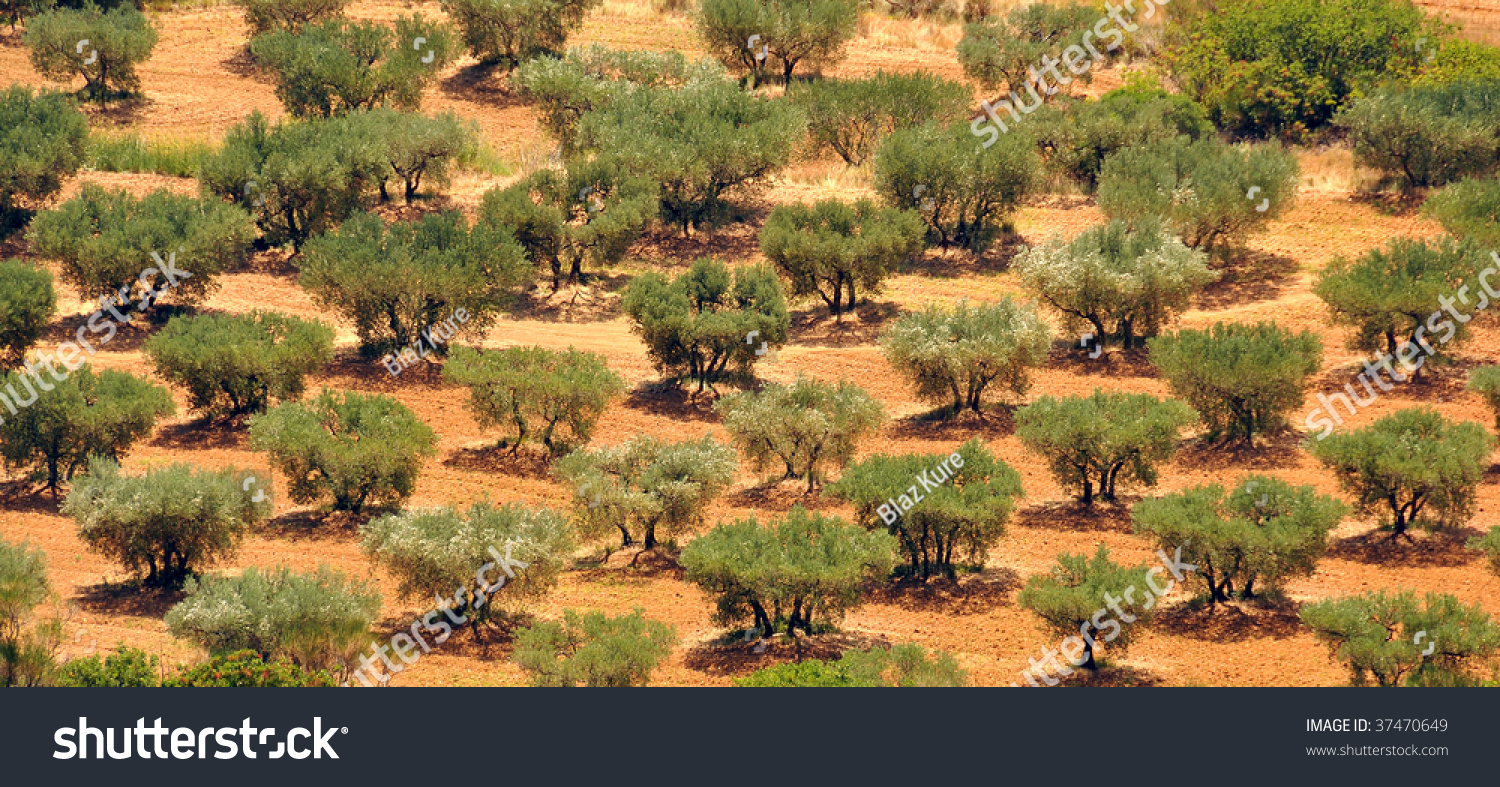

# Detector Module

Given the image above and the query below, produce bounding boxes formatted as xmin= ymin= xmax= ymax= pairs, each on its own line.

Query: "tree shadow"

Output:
xmin=887 ymin=405 xmax=1017 ymax=441
xmin=220 ymin=45 xmax=261 ymax=79
xmin=1154 ymin=598 xmax=1306 ymax=643
xmin=722 ymin=480 xmax=836 ymax=514
xmin=898 ymin=234 xmax=1026 ymax=279
xmin=315 ymin=352 xmax=448 ymax=392
xmin=0 ymin=479 xmax=63 ymax=514
xmin=1061 ymin=664 xmax=1165 ymax=687
xmin=1013 ymin=500 xmax=1135 ymax=533
xmin=627 ymin=207 xmax=767 ymax=266
xmin=1171 ymin=430 xmax=1306 ymax=472
xmin=82 ymin=96 xmax=151 ymax=128
xmin=149 ymin=418 xmax=248 ymax=452
xmin=1325 ymin=525 xmax=1485 ymax=568
xmin=73 ymin=582 xmax=184 ymax=619
xmin=621 ymin=381 xmax=722 ymax=424
xmin=682 ymin=630 xmax=893 ymax=678
xmin=507 ymin=272 xmax=631 ymax=324
xmin=1044 ymin=343 xmax=1159 ymax=379
xmin=569 ymin=546 xmax=685 ymax=582
xmin=786 ymin=299 xmax=901 ymax=348
xmin=256 ymin=509 xmax=372 ymax=541
xmin=443 ymin=445 xmax=554 ymax=480
xmin=1193 ymin=249 xmax=1298 ymax=311
xmin=1349 ymin=190 xmax=1427 ymax=216
xmin=45 ymin=312 xmax=159 ymax=354
xmin=437 ymin=63 xmax=529 ymax=109
xmin=866 ymin=567 xmax=1020 ymax=615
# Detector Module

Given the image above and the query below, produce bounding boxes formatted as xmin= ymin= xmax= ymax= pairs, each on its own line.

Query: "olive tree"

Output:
xmin=248 ymin=389 xmax=438 ymax=514
xmin=0 ymin=365 xmax=174 ymax=493
xmin=165 ymin=565 xmax=380 ymax=677
xmin=1014 ymin=218 xmax=1217 ymax=353
xmin=513 ymin=608 xmax=676 ymax=687
xmin=1308 ymin=407 xmax=1492 ymax=538
xmin=361 ymin=501 xmax=575 ymax=627
xmin=553 ymin=435 xmax=737 ymax=551
xmin=0 ymin=86 xmax=88 ymax=232
xmin=760 ymin=199 xmax=926 ymax=320
xmin=1030 ymin=86 xmax=1214 ymax=190
xmin=1314 ymin=235 xmax=1483 ymax=379
xmin=234 ymin=0 xmax=349 ymax=35
xmin=790 ymin=71 xmax=971 ymax=166
xmin=1017 ymin=546 xmax=1157 ymax=672
xmin=363 ymin=110 xmax=479 ymax=204
xmin=828 ymin=438 xmax=1022 ymax=580
xmin=1467 ymin=365 xmax=1500 ymax=429
xmin=1424 ymin=175 xmax=1500 ymax=249
xmin=0 ymin=260 xmax=56 ymax=371
xmin=0 ymin=538 xmax=60 ymax=688
xmin=24 ymin=4 xmax=158 ymax=107
xmin=1337 ymin=83 xmax=1500 ymax=192
xmin=443 ymin=345 xmax=624 ymax=457
xmin=682 ymin=507 xmax=897 ymax=636
xmin=622 ymin=258 xmax=788 ymax=392
xmin=1149 ymin=322 xmax=1323 ymax=443
xmin=145 ymin=312 xmax=334 ymax=420
xmin=697 ymin=0 xmax=859 ymax=86
xmin=1132 ymin=475 xmax=1348 ymax=604
xmin=441 ymin=0 xmax=602 ymax=76
xmin=1097 ymin=137 xmax=1299 ymax=261
xmin=716 ymin=375 xmax=883 ymax=492
xmin=1301 ymin=591 xmax=1500 ymax=686
xmin=873 ymin=120 xmax=1041 ymax=251
xmin=298 ymin=211 xmax=529 ymax=357
xmin=64 ymin=456 xmax=271 ymax=588
xmin=26 ymin=184 xmax=256 ymax=310
xmin=1015 ymin=389 xmax=1196 ymax=505
xmin=249 ymin=17 xmax=455 ymax=118
xmin=880 ymin=297 xmax=1050 ymax=417
xmin=956 ymin=1 xmax=1100 ymax=97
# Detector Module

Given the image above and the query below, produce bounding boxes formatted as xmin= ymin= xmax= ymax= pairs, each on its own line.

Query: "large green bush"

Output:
xmin=682 ymin=506 xmax=897 ymax=636
xmin=65 ymin=456 xmax=271 ymax=588
xmin=444 ymin=345 xmax=623 ymax=457
xmin=880 ymin=297 xmax=1051 ymax=416
xmin=716 ymin=375 xmax=883 ymax=492
xmin=873 ymin=120 xmax=1040 ymax=251
xmin=58 ymin=646 xmax=159 ymax=687
xmin=622 ymin=258 xmax=788 ymax=391
xmin=1015 ymin=389 xmax=1195 ymax=505
xmin=734 ymin=643 xmax=968 ymax=686
xmin=1301 ymin=591 xmax=1500 ymax=686
xmin=1015 ymin=218 xmax=1217 ymax=353
xmin=1424 ymin=176 xmax=1500 ymax=249
xmin=0 ymin=86 xmax=88 ymax=232
xmin=1031 ymin=84 xmax=1213 ymax=190
xmin=697 ymin=0 xmax=859 ymax=86
xmin=1149 ymin=322 xmax=1322 ymax=443
xmin=234 ymin=0 xmax=349 ymax=35
xmin=27 ymin=184 xmax=256 ymax=310
xmin=828 ymin=438 xmax=1021 ymax=580
xmin=24 ymin=4 xmax=158 ymax=107
xmin=0 ymin=537 xmax=59 ymax=688
xmin=759 ymin=198 xmax=926 ymax=320
xmin=441 ymin=0 xmax=602 ymax=75
xmin=250 ymin=17 xmax=455 ymax=118
xmin=144 ymin=311 xmax=335 ymax=420
xmin=1337 ymin=82 xmax=1500 ymax=192
xmin=164 ymin=650 xmax=337 ymax=687
xmin=248 ymin=389 xmax=438 ymax=514
xmin=0 ymin=364 xmax=174 ymax=492
xmin=1017 ymin=546 xmax=1157 ymax=672
xmin=0 ymin=260 xmax=56 ymax=371
xmin=165 ymin=565 xmax=380 ymax=676
xmin=298 ymin=210 xmax=529 ymax=357
xmin=360 ymin=109 xmax=478 ymax=204
xmin=790 ymin=71 xmax=970 ymax=166
xmin=513 ymin=608 xmax=676 ymax=687
xmin=956 ymin=2 xmax=1100 ymax=97
xmin=553 ymin=434 xmax=737 ymax=550
xmin=1467 ymin=366 xmax=1500 ymax=429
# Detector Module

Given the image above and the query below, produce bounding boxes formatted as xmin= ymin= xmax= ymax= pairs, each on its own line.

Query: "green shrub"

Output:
xmin=166 ymin=565 xmax=380 ymax=676
xmin=1015 ymin=218 xmax=1216 ymax=352
xmin=1164 ymin=0 xmax=1433 ymax=138
xmin=956 ymin=2 xmax=1101 ymax=97
xmin=1016 ymin=389 xmax=1195 ymax=505
xmin=441 ymin=0 xmax=601 ymax=75
xmin=828 ymin=438 xmax=1021 ymax=580
xmin=1313 ymin=235 xmax=1484 ymax=378
xmin=1031 ymin=86 xmax=1213 ymax=190
xmin=760 ymin=198 xmax=925 ymax=320
xmin=716 ymin=375 xmax=883 ymax=492
xmin=579 ymin=79 xmax=804 ymax=234
xmin=65 ymin=456 xmax=271 ymax=588
xmin=298 ymin=211 xmax=529 ymax=358
xmin=444 ymin=345 xmax=623 ymax=457
xmin=164 ymin=649 xmax=337 ymax=687
xmin=1308 ymin=407 xmax=1492 ymax=537
xmin=361 ymin=501 xmax=574 ymax=626
xmin=513 ymin=608 xmax=676 ymax=687
xmin=1149 ymin=322 xmax=1322 ymax=443
xmin=1017 ymin=546 xmax=1157 ymax=672
xmin=880 ymin=297 xmax=1051 ymax=416
xmin=697 ymin=0 xmax=859 ymax=86
xmin=361 ymin=109 xmax=478 ymax=204
xmin=1467 ymin=366 xmax=1500 ymax=429
xmin=248 ymin=389 xmax=438 ymax=514
xmin=682 ymin=506 xmax=897 ymax=636
xmin=0 ymin=86 xmax=88 ymax=231
xmin=0 ymin=365 xmax=174 ymax=492
xmin=791 ymin=70 xmax=970 ymax=166
xmin=26 ymin=184 xmax=256 ymax=309
xmin=1133 ymin=475 xmax=1348 ymax=604
xmin=1301 ymin=591 xmax=1500 ymax=686
xmin=1467 ymin=526 xmax=1500 ymax=576
xmin=1337 ymin=82 xmax=1500 ymax=192
xmin=1415 ymin=39 xmax=1500 ymax=86
xmin=1424 ymin=176 xmax=1500 ymax=249
xmin=145 ymin=311 xmax=335 ymax=420
xmin=1097 ymin=136 xmax=1299 ymax=261
xmin=622 ymin=258 xmax=788 ymax=391
xmin=734 ymin=643 xmax=968 ymax=686
xmin=85 ymin=132 xmax=215 ymax=178
xmin=0 ymin=259 xmax=56 ymax=371
xmin=234 ymin=0 xmax=348 ymax=35
xmin=59 ymin=646 xmax=160 ymax=687
xmin=24 ymin=4 xmax=158 ymax=107
xmin=0 ymin=537 xmax=59 ymax=687
xmin=479 ymin=156 xmax=657 ymax=288
xmin=553 ymin=435 xmax=737 ymax=550
xmin=873 ymin=119 xmax=1040 ymax=251
xmin=250 ymin=17 xmax=455 ymax=118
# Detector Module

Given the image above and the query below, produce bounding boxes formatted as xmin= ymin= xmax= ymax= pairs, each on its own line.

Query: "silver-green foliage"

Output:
xmin=513 ymin=608 xmax=676 ymax=687
xmin=716 ymin=374 xmax=883 ymax=492
xmin=880 ymin=297 xmax=1051 ymax=416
